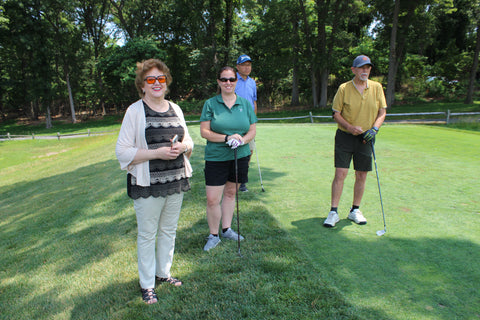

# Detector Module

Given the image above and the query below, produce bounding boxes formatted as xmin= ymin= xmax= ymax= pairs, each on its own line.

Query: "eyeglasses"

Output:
xmin=144 ymin=75 xmax=167 ymax=84
xmin=218 ymin=77 xmax=237 ymax=83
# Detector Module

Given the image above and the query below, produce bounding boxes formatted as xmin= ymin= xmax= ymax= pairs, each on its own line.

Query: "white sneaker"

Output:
xmin=323 ymin=211 xmax=340 ymax=228
xmin=348 ymin=208 xmax=367 ymax=225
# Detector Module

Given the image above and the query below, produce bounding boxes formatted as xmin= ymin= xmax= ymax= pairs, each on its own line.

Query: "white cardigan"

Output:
xmin=115 ymin=99 xmax=194 ymax=187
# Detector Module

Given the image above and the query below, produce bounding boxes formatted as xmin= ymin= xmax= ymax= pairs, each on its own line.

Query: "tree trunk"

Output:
xmin=319 ymin=70 xmax=328 ymax=108
xmin=298 ymin=0 xmax=318 ymax=107
xmin=46 ymin=104 xmax=52 ymax=129
xmin=386 ymin=0 xmax=401 ymax=107
xmin=223 ymin=0 xmax=233 ymax=65
xmin=316 ymin=0 xmax=329 ymax=108
xmin=291 ymin=57 xmax=300 ymax=106
xmin=291 ymin=16 xmax=300 ymax=106
xmin=465 ymin=18 xmax=480 ymax=104
xmin=204 ymin=0 xmax=218 ymax=88
xmin=318 ymin=0 xmax=345 ymax=109
xmin=31 ymin=101 xmax=39 ymax=120
xmin=0 ymin=102 xmax=5 ymax=121
xmin=311 ymin=71 xmax=319 ymax=107
xmin=66 ymin=72 xmax=77 ymax=123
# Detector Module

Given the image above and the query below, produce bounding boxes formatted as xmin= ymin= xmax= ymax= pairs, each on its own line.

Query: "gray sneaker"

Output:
xmin=203 ymin=234 xmax=221 ymax=251
xmin=221 ymin=228 xmax=244 ymax=241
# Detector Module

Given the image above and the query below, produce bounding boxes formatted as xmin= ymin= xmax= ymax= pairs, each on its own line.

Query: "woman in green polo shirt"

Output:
xmin=200 ymin=66 xmax=258 ymax=251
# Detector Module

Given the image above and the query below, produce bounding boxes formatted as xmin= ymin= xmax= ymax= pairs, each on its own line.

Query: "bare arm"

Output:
xmin=239 ymin=123 xmax=256 ymax=144
xmin=200 ymin=121 xmax=229 ymax=142
xmin=373 ymin=107 xmax=387 ymax=129
xmin=333 ymin=111 xmax=364 ymax=135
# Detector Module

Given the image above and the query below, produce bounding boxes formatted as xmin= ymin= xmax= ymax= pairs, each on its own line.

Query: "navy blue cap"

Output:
xmin=237 ymin=54 xmax=252 ymax=65
xmin=352 ymin=55 xmax=373 ymax=68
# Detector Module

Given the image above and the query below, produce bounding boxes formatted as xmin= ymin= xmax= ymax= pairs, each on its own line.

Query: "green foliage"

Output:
xmin=0 ymin=0 xmax=479 ymax=121
xmin=99 ymin=38 xmax=168 ymax=107
xmin=392 ymin=50 xmax=478 ymax=102
xmin=176 ymin=98 xmax=206 ymax=115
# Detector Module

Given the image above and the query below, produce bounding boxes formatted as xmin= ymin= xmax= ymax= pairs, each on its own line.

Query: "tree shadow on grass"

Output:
xmin=67 ymin=203 xmax=382 ymax=320
xmin=0 ymin=159 xmax=133 ymax=273
xmin=291 ymin=217 xmax=480 ymax=320
xmin=0 ymin=159 xmax=140 ymax=318
xmin=1 ymin=155 xmax=385 ymax=319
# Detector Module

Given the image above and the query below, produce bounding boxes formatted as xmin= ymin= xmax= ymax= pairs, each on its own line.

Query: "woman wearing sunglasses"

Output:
xmin=200 ymin=66 xmax=257 ymax=251
xmin=116 ymin=59 xmax=193 ymax=304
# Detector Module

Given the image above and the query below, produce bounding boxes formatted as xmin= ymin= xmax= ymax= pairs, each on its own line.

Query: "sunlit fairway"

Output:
xmin=1 ymin=123 xmax=479 ymax=319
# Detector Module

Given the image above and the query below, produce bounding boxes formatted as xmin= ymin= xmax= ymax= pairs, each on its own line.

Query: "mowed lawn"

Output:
xmin=0 ymin=123 xmax=479 ymax=320
xmin=253 ymin=124 xmax=479 ymax=320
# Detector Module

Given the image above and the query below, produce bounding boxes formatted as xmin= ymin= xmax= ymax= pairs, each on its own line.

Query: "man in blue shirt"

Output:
xmin=235 ymin=54 xmax=258 ymax=192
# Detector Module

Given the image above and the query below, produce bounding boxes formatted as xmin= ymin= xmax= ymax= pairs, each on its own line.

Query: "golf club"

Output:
xmin=234 ymin=148 xmax=242 ymax=256
xmin=371 ymin=142 xmax=387 ymax=236
xmin=254 ymin=142 xmax=265 ymax=192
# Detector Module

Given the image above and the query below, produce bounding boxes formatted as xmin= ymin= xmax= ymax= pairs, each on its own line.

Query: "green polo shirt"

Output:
xmin=332 ymin=79 xmax=387 ymax=132
xmin=200 ymin=95 xmax=258 ymax=161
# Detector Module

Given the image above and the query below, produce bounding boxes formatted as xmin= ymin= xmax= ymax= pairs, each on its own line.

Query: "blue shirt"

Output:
xmin=235 ymin=72 xmax=257 ymax=111
xmin=200 ymin=95 xmax=257 ymax=161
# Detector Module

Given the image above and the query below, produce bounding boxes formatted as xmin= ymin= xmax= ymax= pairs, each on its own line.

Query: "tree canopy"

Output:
xmin=0 ymin=0 xmax=478 ymax=123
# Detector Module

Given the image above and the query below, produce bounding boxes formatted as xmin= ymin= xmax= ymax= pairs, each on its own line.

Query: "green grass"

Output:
xmin=254 ymin=123 xmax=479 ymax=320
xmin=1 ymin=122 xmax=479 ymax=319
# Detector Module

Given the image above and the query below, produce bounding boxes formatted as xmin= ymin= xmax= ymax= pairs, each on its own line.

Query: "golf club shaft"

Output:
xmin=254 ymin=143 xmax=265 ymax=191
xmin=234 ymin=148 xmax=241 ymax=255
xmin=372 ymin=142 xmax=386 ymax=231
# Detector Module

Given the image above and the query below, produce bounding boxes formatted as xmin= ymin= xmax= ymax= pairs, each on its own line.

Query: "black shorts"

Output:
xmin=204 ymin=156 xmax=250 ymax=186
xmin=334 ymin=129 xmax=372 ymax=171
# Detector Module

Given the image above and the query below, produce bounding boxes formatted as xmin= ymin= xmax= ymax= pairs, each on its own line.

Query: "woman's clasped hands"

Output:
xmin=226 ymin=134 xmax=244 ymax=149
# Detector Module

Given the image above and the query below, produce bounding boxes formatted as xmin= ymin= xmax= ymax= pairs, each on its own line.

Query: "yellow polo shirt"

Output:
xmin=332 ymin=79 xmax=387 ymax=132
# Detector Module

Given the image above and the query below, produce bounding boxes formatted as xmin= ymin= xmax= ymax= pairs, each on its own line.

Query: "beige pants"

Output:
xmin=133 ymin=192 xmax=184 ymax=289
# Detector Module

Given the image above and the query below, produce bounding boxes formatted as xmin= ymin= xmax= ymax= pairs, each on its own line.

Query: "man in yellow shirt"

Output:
xmin=324 ymin=55 xmax=387 ymax=228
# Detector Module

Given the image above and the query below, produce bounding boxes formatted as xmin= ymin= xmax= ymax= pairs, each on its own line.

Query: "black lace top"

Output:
xmin=127 ymin=101 xmax=191 ymax=199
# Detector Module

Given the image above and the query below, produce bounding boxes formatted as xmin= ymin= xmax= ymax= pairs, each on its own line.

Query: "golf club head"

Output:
xmin=376 ymin=229 xmax=386 ymax=236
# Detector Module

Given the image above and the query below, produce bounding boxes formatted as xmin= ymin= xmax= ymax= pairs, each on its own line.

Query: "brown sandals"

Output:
xmin=157 ymin=276 xmax=183 ymax=287
xmin=141 ymin=277 xmax=181 ymax=304
xmin=141 ymin=288 xmax=158 ymax=304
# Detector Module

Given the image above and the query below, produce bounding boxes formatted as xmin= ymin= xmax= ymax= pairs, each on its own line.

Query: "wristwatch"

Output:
xmin=373 ymin=126 xmax=379 ymax=132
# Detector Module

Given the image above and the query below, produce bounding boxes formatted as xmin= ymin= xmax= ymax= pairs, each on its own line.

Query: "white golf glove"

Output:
xmin=226 ymin=138 xmax=242 ymax=149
